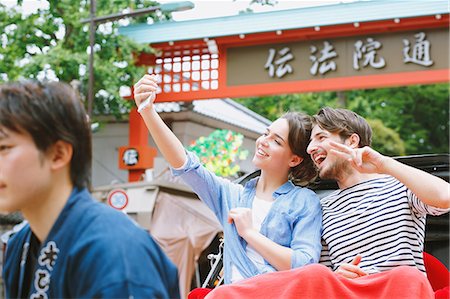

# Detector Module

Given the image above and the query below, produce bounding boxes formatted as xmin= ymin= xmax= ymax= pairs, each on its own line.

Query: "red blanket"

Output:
xmin=205 ymin=264 xmax=434 ymax=299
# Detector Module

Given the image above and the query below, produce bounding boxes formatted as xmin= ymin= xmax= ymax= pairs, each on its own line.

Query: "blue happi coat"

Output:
xmin=3 ymin=188 xmax=179 ymax=298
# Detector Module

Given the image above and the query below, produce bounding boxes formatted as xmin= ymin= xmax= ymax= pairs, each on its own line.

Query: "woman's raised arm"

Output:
xmin=133 ymin=74 xmax=186 ymax=168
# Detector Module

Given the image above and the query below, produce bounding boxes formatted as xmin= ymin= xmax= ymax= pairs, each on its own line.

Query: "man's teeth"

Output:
xmin=315 ymin=155 xmax=326 ymax=164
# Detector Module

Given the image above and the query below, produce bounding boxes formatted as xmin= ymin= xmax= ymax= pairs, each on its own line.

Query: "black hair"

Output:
xmin=0 ymin=81 xmax=92 ymax=189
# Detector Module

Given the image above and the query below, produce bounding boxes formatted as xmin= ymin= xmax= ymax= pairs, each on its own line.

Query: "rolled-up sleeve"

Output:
xmin=170 ymin=150 xmax=239 ymax=224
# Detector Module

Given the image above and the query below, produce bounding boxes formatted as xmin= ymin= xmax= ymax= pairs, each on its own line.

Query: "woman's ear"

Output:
xmin=346 ymin=133 xmax=361 ymax=149
xmin=289 ymin=155 xmax=303 ymax=168
xmin=48 ymin=140 xmax=73 ymax=171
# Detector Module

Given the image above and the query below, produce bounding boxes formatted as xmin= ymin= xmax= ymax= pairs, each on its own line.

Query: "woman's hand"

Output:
xmin=133 ymin=74 xmax=158 ymax=108
xmin=228 ymin=208 xmax=255 ymax=239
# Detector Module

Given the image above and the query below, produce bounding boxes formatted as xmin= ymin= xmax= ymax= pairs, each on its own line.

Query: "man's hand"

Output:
xmin=133 ymin=74 xmax=158 ymax=107
xmin=228 ymin=208 xmax=255 ymax=239
xmin=335 ymin=255 xmax=368 ymax=279
xmin=329 ymin=141 xmax=388 ymax=174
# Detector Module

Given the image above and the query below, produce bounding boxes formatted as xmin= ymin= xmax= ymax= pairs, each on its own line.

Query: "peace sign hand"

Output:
xmin=328 ymin=141 xmax=387 ymax=174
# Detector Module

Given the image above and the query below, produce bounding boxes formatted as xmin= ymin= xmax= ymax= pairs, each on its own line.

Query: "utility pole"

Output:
xmin=81 ymin=0 xmax=194 ymax=118
xmin=88 ymin=0 xmax=96 ymax=117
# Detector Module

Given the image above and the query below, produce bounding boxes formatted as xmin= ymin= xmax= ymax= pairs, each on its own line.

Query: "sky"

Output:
xmin=161 ymin=0 xmax=354 ymax=21
xmin=1 ymin=0 xmax=355 ymax=20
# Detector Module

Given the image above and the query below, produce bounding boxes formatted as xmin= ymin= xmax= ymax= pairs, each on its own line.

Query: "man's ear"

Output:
xmin=289 ymin=155 xmax=303 ymax=168
xmin=48 ymin=140 xmax=73 ymax=171
xmin=345 ymin=133 xmax=360 ymax=149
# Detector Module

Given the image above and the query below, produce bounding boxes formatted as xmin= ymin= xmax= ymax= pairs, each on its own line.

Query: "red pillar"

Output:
xmin=118 ymin=108 xmax=157 ymax=182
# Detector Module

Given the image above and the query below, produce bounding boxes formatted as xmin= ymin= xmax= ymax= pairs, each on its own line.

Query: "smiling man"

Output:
xmin=308 ymin=108 xmax=449 ymax=277
xmin=0 ymin=81 xmax=179 ymax=298
xmin=205 ymin=107 xmax=450 ymax=299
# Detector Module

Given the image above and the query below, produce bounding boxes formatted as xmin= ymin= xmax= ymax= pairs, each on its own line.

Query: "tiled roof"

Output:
xmin=155 ymin=98 xmax=271 ymax=133
xmin=119 ymin=0 xmax=448 ymax=44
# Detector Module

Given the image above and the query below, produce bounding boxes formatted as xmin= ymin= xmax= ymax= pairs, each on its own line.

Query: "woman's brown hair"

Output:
xmin=282 ymin=112 xmax=317 ymax=186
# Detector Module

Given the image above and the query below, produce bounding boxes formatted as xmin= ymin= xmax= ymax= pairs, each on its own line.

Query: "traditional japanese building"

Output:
xmin=118 ymin=0 xmax=449 ymax=181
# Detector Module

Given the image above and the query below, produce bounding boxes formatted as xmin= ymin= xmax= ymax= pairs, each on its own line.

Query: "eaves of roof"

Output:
xmin=155 ymin=98 xmax=271 ymax=134
xmin=119 ymin=0 xmax=448 ymax=44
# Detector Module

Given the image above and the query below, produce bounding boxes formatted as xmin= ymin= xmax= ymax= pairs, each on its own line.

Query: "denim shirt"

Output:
xmin=171 ymin=151 xmax=322 ymax=284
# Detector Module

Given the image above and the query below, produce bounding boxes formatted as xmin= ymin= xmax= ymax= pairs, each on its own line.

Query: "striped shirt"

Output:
xmin=319 ymin=176 xmax=449 ymax=274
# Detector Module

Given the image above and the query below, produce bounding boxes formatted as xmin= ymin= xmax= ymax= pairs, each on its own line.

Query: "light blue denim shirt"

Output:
xmin=171 ymin=151 xmax=322 ymax=284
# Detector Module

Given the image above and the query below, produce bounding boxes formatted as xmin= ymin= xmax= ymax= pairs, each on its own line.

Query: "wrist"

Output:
xmin=241 ymin=228 xmax=258 ymax=241
xmin=378 ymin=155 xmax=392 ymax=174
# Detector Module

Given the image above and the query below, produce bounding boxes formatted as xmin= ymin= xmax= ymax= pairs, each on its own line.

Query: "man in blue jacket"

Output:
xmin=0 ymin=81 xmax=179 ymax=298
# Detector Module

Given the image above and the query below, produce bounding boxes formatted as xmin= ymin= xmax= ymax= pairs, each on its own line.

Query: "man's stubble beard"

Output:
xmin=319 ymin=157 xmax=353 ymax=182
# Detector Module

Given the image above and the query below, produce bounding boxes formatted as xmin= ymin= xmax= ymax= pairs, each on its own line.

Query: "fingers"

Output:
xmin=227 ymin=209 xmax=239 ymax=224
xmin=354 ymin=149 xmax=363 ymax=167
xmin=134 ymin=79 xmax=158 ymax=94
xmin=227 ymin=208 xmax=242 ymax=222
xmin=228 ymin=208 xmax=254 ymax=239
xmin=134 ymin=74 xmax=158 ymax=90
xmin=329 ymin=141 xmax=352 ymax=152
xmin=229 ymin=207 xmax=251 ymax=214
xmin=329 ymin=141 xmax=363 ymax=166
xmin=135 ymin=91 xmax=154 ymax=101
xmin=134 ymin=74 xmax=159 ymax=104
xmin=350 ymin=254 xmax=362 ymax=265
xmin=135 ymin=73 xmax=158 ymax=84
xmin=328 ymin=142 xmax=352 ymax=160
xmin=328 ymin=148 xmax=350 ymax=160
xmin=336 ymin=255 xmax=368 ymax=279
xmin=335 ymin=267 xmax=360 ymax=279
xmin=336 ymin=264 xmax=368 ymax=278
xmin=228 ymin=208 xmax=252 ymax=226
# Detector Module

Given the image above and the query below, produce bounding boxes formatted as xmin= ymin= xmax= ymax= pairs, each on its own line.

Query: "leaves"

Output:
xmin=0 ymin=0 xmax=160 ymax=119
xmin=367 ymin=119 xmax=405 ymax=156
xmin=188 ymin=130 xmax=249 ymax=178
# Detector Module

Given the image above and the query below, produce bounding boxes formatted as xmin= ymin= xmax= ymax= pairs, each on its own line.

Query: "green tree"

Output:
xmin=0 ymin=0 xmax=168 ymax=118
xmin=236 ymin=92 xmax=338 ymax=121
xmin=188 ymin=129 xmax=249 ymax=178
xmin=346 ymin=84 xmax=449 ymax=155
xmin=367 ymin=119 xmax=405 ymax=156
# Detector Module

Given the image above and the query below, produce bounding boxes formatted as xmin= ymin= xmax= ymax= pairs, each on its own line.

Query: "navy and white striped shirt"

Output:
xmin=319 ymin=176 xmax=449 ymax=274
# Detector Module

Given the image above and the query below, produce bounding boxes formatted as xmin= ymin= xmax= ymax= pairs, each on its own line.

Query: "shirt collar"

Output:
xmin=245 ymin=177 xmax=296 ymax=198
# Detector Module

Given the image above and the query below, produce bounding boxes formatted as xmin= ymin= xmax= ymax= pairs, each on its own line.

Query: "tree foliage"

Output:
xmin=235 ymin=84 xmax=449 ymax=155
xmin=0 ymin=0 xmax=167 ymax=119
xmin=188 ymin=130 xmax=249 ymax=178
xmin=367 ymin=119 xmax=405 ymax=156
xmin=236 ymin=0 xmax=278 ymax=15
